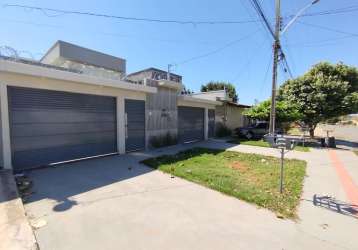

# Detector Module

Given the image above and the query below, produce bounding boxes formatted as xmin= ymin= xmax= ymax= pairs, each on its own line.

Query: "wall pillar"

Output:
xmin=0 ymin=83 xmax=12 ymax=169
xmin=204 ymin=108 xmax=209 ymax=140
xmin=116 ymin=96 xmax=126 ymax=154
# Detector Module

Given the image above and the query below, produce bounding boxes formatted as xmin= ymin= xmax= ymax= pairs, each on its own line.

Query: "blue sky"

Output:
xmin=1 ymin=0 xmax=357 ymax=105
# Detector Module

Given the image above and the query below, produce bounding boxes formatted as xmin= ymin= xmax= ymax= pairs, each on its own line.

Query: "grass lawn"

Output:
xmin=142 ymin=148 xmax=307 ymax=218
xmin=227 ymin=138 xmax=311 ymax=152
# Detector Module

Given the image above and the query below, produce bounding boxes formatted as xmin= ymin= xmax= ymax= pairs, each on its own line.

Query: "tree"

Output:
xmin=279 ymin=62 xmax=358 ymax=137
xmin=244 ymin=100 xmax=302 ymax=125
xmin=201 ymin=81 xmax=238 ymax=103
xmin=181 ymin=85 xmax=193 ymax=95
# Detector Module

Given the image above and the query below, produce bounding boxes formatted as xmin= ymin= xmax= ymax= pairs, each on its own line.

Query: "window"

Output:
xmin=256 ymin=123 xmax=268 ymax=129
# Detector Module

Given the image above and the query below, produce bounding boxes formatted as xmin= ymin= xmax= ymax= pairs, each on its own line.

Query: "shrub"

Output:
xmin=150 ymin=132 xmax=178 ymax=148
xmin=215 ymin=123 xmax=232 ymax=137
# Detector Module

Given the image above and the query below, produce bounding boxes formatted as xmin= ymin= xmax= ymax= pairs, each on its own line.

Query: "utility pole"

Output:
xmin=269 ymin=0 xmax=281 ymax=135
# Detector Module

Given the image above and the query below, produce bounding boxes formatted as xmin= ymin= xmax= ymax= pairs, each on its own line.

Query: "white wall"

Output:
xmin=0 ymin=83 xmax=11 ymax=169
xmin=216 ymin=104 xmax=247 ymax=132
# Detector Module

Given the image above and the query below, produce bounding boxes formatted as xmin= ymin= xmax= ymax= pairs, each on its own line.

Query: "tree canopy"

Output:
xmin=244 ymin=62 xmax=358 ymax=136
xmin=201 ymin=81 xmax=238 ymax=103
xmin=244 ymin=100 xmax=302 ymax=124
xmin=181 ymin=85 xmax=194 ymax=95
xmin=279 ymin=62 xmax=358 ymax=135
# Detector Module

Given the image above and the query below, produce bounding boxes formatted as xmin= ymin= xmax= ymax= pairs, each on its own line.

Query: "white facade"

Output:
xmin=0 ymin=58 xmax=217 ymax=170
xmin=191 ymin=90 xmax=250 ymax=132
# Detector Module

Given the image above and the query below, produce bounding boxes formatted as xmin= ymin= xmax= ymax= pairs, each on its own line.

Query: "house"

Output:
xmin=190 ymin=90 xmax=251 ymax=133
xmin=0 ymin=40 xmax=220 ymax=172
xmin=127 ymin=68 xmax=218 ymax=146
xmin=127 ymin=67 xmax=182 ymax=84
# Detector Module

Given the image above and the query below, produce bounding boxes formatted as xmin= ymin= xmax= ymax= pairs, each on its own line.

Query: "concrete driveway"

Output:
xmin=24 ymin=141 xmax=358 ymax=250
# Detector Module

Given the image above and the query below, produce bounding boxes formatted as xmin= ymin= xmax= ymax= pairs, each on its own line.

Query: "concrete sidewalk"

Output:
xmin=0 ymin=170 xmax=37 ymax=250
xmin=216 ymin=141 xmax=358 ymax=249
xmin=23 ymin=140 xmax=358 ymax=250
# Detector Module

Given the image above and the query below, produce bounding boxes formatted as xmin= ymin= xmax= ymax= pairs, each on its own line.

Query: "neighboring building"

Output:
xmin=128 ymin=69 xmax=182 ymax=149
xmin=127 ymin=68 xmax=216 ymax=148
xmin=191 ymin=90 xmax=251 ymax=133
xmin=127 ymin=68 xmax=182 ymax=84
xmin=0 ymin=41 xmax=219 ymax=172
xmin=40 ymin=40 xmax=126 ymax=80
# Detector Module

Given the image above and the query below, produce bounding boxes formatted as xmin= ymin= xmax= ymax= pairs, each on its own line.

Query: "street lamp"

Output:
xmin=281 ymin=0 xmax=321 ymax=35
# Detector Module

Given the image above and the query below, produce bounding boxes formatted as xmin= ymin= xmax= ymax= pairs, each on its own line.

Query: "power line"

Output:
xmin=299 ymin=5 xmax=358 ymax=18
xmin=3 ymin=4 xmax=260 ymax=25
xmin=280 ymin=53 xmax=293 ymax=78
xmin=175 ymin=29 xmax=260 ymax=65
xmin=247 ymin=0 xmax=294 ymax=79
xmin=286 ymin=35 xmax=357 ymax=47
xmin=248 ymin=0 xmax=275 ymax=38
xmin=259 ymin=51 xmax=273 ymax=98
xmin=4 ymin=3 xmax=358 ymax=26
xmin=0 ymin=17 xmax=257 ymax=46
xmin=298 ymin=21 xmax=358 ymax=37
xmin=230 ymin=37 xmax=268 ymax=82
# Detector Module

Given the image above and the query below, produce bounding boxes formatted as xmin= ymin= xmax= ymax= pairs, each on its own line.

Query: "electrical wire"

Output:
xmin=299 ymin=5 xmax=358 ymax=18
xmin=286 ymin=35 xmax=358 ymax=47
xmin=0 ymin=18 xmax=252 ymax=46
xmin=247 ymin=0 xmax=294 ymax=79
xmin=298 ymin=21 xmax=358 ymax=37
xmin=175 ymin=29 xmax=260 ymax=65
xmin=259 ymin=51 xmax=273 ymax=98
xmin=248 ymin=0 xmax=275 ymax=39
xmin=3 ymin=3 xmax=358 ymax=26
xmin=2 ymin=4 xmax=260 ymax=25
xmin=280 ymin=54 xmax=294 ymax=78
xmin=230 ymin=37 xmax=268 ymax=82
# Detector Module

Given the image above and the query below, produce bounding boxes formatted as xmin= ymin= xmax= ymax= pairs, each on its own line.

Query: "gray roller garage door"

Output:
xmin=8 ymin=86 xmax=117 ymax=171
xmin=125 ymin=99 xmax=145 ymax=152
xmin=178 ymin=106 xmax=204 ymax=143
xmin=208 ymin=109 xmax=215 ymax=138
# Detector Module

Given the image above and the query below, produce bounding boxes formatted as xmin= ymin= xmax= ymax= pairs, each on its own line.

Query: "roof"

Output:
xmin=0 ymin=56 xmax=82 ymax=74
xmin=226 ymin=101 xmax=251 ymax=108
xmin=41 ymin=40 xmax=126 ymax=73
xmin=178 ymin=95 xmax=221 ymax=106
xmin=0 ymin=56 xmax=156 ymax=94
xmin=190 ymin=90 xmax=230 ymax=102
xmin=127 ymin=67 xmax=182 ymax=78
xmin=190 ymin=90 xmax=226 ymax=95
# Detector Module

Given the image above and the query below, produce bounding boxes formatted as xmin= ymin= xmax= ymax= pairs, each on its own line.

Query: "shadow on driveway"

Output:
xmin=24 ymin=153 xmax=156 ymax=211
xmin=23 ymin=141 xmax=234 ymax=212
xmin=23 ymin=140 xmax=273 ymax=212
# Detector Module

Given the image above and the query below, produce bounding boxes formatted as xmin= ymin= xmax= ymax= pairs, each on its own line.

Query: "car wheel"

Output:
xmin=246 ymin=132 xmax=254 ymax=139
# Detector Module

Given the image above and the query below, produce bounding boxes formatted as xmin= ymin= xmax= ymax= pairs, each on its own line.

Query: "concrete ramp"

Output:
xmin=0 ymin=170 xmax=37 ymax=250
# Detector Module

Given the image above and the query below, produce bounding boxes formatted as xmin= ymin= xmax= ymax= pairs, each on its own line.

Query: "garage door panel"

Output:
xmin=13 ymin=142 xmax=116 ymax=168
xmin=12 ymin=132 xmax=116 ymax=152
xmin=9 ymin=87 xmax=115 ymax=111
xmin=11 ymin=110 xmax=115 ymax=123
xmin=178 ymin=106 xmax=204 ymax=143
xmin=11 ymin=122 xmax=116 ymax=137
xmin=8 ymin=86 xmax=117 ymax=170
xmin=126 ymin=123 xmax=146 ymax=131
xmin=127 ymin=114 xmax=145 ymax=122
xmin=127 ymin=131 xmax=145 ymax=138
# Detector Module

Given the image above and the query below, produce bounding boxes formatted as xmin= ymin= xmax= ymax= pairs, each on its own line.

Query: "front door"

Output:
xmin=125 ymin=99 xmax=145 ymax=152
